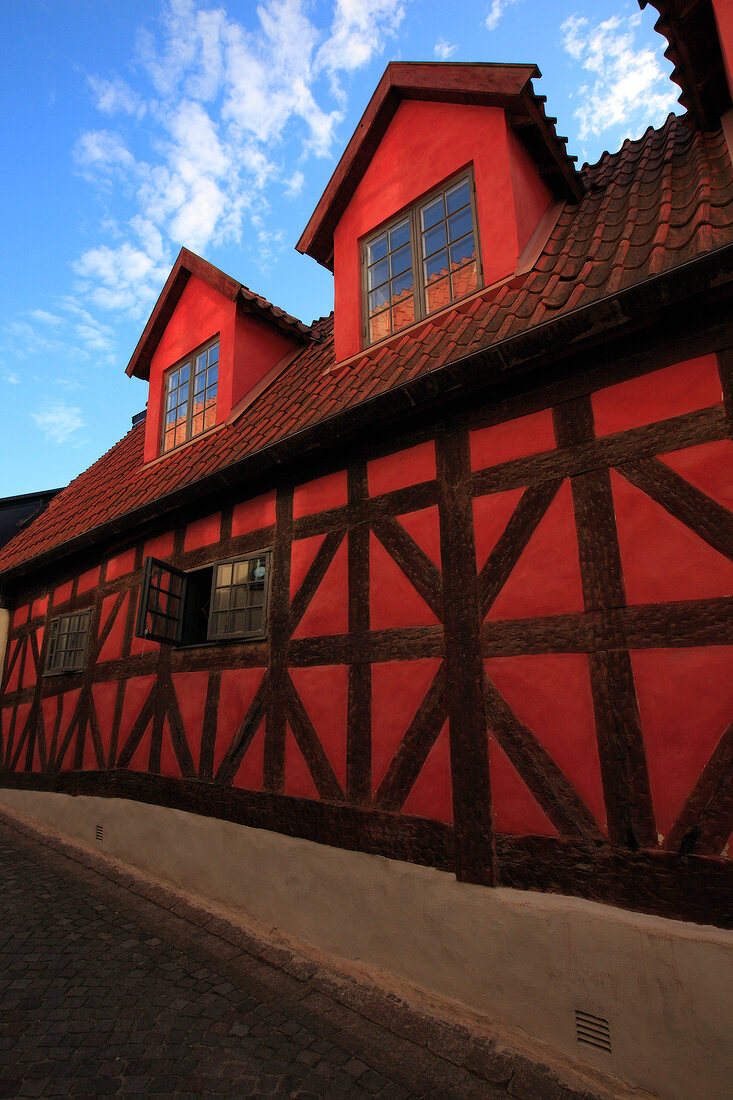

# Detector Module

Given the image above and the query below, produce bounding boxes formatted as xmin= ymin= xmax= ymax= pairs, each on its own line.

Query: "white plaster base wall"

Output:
xmin=2 ymin=788 xmax=731 ymax=1100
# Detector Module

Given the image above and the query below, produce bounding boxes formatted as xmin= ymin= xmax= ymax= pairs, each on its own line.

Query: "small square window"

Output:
xmin=135 ymin=550 xmax=271 ymax=646
xmin=45 ymin=611 xmax=92 ymax=674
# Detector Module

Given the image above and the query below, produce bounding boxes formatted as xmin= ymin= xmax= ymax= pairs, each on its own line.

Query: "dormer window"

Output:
xmin=161 ymin=337 xmax=219 ymax=453
xmin=363 ymin=171 xmax=481 ymax=345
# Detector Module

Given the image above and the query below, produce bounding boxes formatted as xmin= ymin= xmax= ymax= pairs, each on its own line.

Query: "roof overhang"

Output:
xmin=126 ymin=247 xmax=314 ymax=381
xmin=296 ymin=61 xmax=583 ymax=272
xmin=639 ymin=0 xmax=732 ymax=129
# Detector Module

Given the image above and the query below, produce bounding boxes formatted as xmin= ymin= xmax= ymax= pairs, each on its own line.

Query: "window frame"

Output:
xmin=160 ymin=335 xmax=220 ymax=455
xmin=361 ymin=167 xmax=483 ymax=347
xmin=44 ymin=611 xmax=92 ymax=676
xmin=206 ymin=552 xmax=273 ymax=642
xmin=135 ymin=549 xmax=272 ymax=647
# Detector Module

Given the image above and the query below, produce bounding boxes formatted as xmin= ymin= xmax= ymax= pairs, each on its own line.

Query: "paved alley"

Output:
xmin=0 ymin=813 xmax=601 ymax=1099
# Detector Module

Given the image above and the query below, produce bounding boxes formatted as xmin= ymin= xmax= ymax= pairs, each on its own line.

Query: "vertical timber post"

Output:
xmin=436 ymin=429 xmax=496 ymax=885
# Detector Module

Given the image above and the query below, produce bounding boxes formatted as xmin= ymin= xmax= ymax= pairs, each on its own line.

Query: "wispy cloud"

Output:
xmin=31 ymin=403 xmax=85 ymax=444
xmin=4 ymin=372 xmax=20 ymax=385
xmin=87 ymin=75 xmax=146 ymax=119
xmin=561 ymin=12 xmax=678 ymax=144
xmin=73 ymin=0 xmax=406 ymax=320
xmin=485 ymin=0 xmax=519 ymax=31
xmin=434 ymin=38 xmax=457 ymax=60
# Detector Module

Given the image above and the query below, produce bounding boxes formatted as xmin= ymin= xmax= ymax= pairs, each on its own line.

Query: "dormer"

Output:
xmin=127 ymin=248 xmax=312 ymax=465
xmin=297 ymin=62 xmax=583 ymax=363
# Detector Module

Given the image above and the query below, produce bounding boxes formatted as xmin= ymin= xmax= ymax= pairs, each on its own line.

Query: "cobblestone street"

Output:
xmin=0 ymin=813 xmax=604 ymax=1098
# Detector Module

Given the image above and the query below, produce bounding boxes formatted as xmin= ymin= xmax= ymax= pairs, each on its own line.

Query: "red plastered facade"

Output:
xmin=2 ymin=39 xmax=733 ymax=930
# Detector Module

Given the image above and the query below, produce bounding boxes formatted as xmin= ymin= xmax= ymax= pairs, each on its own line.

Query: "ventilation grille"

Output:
xmin=95 ymin=825 xmax=104 ymax=843
xmin=575 ymin=1010 xmax=612 ymax=1053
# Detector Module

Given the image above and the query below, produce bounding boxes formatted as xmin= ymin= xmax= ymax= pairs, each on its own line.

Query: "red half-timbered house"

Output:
xmin=2 ymin=3 xmax=733 ymax=1095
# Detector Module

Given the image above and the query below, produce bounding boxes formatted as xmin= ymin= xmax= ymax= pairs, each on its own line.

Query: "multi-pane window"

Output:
xmin=45 ymin=612 xmax=92 ymax=674
xmin=363 ymin=172 xmax=481 ymax=345
xmin=135 ymin=551 xmax=271 ymax=646
xmin=209 ymin=556 xmax=269 ymax=640
xmin=161 ymin=338 xmax=219 ymax=454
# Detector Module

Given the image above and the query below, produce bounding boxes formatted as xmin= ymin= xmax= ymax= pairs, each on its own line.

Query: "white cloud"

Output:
xmin=316 ymin=0 xmax=405 ymax=77
xmin=29 ymin=310 xmax=63 ymax=326
xmin=485 ymin=0 xmax=518 ymax=31
xmin=284 ymin=170 xmax=305 ymax=198
xmin=72 ymin=0 xmax=406 ymax=317
xmin=31 ymin=403 xmax=85 ymax=444
xmin=434 ymin=38 xmax=457 ymax=60
xmin=87 ymin=75 xmax=146 ymax=118
xmin=74 ymin=130 xmax=137 ymax=182
xmin=4 ymin=372 xmax=20 ymax=385
xmin=561 ymin=12 xmax=678 ymax=143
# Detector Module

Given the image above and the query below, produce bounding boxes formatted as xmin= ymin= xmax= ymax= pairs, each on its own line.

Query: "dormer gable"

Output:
xmin=127 ymin=248 xmax=312 ymax=465
xmin=297 ymin=62 xmax=583 ymax=363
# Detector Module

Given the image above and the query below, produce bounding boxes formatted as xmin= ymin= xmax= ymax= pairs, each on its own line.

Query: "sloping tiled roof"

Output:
xmin=2 ymin=113 xmax=733 ymax=580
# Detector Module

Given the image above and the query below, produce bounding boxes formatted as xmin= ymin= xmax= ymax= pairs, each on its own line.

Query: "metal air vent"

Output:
xmin=95 ymin=825 xmax=104 ymax=843
xmin=575 ymin=1010 xmax=612 ymax=1054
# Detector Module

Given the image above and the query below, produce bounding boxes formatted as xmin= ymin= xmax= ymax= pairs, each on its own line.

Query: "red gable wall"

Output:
xmin=332 ymin=99 xmax=552 ymax=361
xmin=144 ymin=274 xmax=300 ymax=464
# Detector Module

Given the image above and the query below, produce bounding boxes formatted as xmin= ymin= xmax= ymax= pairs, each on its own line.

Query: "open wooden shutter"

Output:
xmin=135 ymin=557 xmax=187 ymax=645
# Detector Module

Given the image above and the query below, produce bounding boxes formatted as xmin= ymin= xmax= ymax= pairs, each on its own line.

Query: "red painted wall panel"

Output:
xmin=293 ymin=470 xmax=347 ymax=519
xmin=215 ymin=668 xmax=266 ymax=780
xmin=21 ymin=630 xmax=43 ymax=689
xmin=52 ymin=580 xmax=73 ymax=608
xmin=184 ymin=512 xmax=221 ymax=552
xmin=469 ymin=409 xmax=556 ymax=470
xmin=473 ymin=488 xmax=525 ymax=571
xmin=12 ymin=605 xmax=29 ymax=628
xmin=486 ymin=654 xmax=606 ymax=830
xmin=395 ymin=506 xmax=442 ymax=567
xmin=489 ymin=738 xmax=558 ymax=837
xmin=232 ymin=490 xmax=277 ymax=537
xmin=31 ymin=595 xmax=48 ymax=620
xmin=289 ymin=666 xmax=348 ymax=791
xmin=98 ymin=593 xmax=129 ymax=662
xmin=401 ymin=722 xmax=453 ymax=823
xmin=92 ymin=682 xmax=119 ymax=767
xmin=171 ymin=671 xmax=209 ymax=771
xmin=77 ymin=566 xmax=100 ymax=595
xmin=611 ymin=469 xmax=733 ymax=604
xmin=370 ymin=533 xmax=440 ymax=629
xmin=285 ymin=724 xmax=319 ymax=800
xmin=143 ymin=531 xmax=175 ymax=561
xmin=592 ymin=354 xmax=722 ymax=436
xmin=486 ymin=480 xmax=585 ymax=619
xmin=232 ymin=311 xmax=299 ymax=408
xmin=107 ymin=548 xmax=135 ymax=580
xmin=659 ymin=439 xmax=733 ymax=512
xmin=371 ymin=658 xmax=443 ymax=798
xmin=117 ymin=676 xmax=157 ymax=770
xmin=367 ymin=441 xmax=436 ymax=497
xmin=631 ymin=647 xmax=733 ymax=837
xmin=292 ymin=538 xmax=348 ymax=638
xmin=55 ymin=691 xmax=82 ymax=771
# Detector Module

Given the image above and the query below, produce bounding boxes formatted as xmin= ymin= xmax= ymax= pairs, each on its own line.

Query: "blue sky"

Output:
xmin=1 ymin=0 xmax=679 ymax=496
